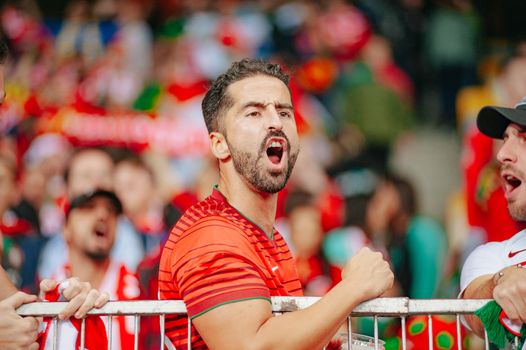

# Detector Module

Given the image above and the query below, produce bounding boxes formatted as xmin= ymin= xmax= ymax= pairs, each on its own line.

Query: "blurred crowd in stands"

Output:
xmin=0 ymin=0 xmax=525 ymax=348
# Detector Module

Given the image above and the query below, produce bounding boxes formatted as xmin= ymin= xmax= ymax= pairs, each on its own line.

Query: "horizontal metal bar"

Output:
xmin=16 ymin=297 xmax=493 ymax=317
xmin=407 ymin=299 xmax=490 ymax=315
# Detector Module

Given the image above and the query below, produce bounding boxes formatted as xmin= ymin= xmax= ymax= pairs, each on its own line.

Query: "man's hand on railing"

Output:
xmin=492 ymin=264 xmax=526 ymax=324
xmin=0 ymin=291 xmax=41 ymax=350
xmin=39 ymin=277 xmax=110 ymax=320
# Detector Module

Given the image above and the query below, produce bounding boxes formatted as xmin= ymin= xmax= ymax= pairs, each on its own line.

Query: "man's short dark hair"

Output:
xmin=0 ymin=40 xmax=8 ymax=64
xmin=201 ymin=58 xmax=290 ymax=133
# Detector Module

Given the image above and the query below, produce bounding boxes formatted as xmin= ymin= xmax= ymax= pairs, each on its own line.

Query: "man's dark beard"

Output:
xmin=85 ymin=250 xmax=110 ymax=261
xmin=227 ymin=131 xmax=298 ymax=194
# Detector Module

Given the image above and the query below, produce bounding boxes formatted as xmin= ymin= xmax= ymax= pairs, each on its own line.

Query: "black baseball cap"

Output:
xmin=477 ymin=97 xmax=526 ymax=139
xmin=66 ymin=189 xmax=123 ymax=217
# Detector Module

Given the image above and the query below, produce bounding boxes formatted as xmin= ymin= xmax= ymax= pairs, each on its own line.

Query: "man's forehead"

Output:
xmin=227 ymin=76 xmax=291 ymax=104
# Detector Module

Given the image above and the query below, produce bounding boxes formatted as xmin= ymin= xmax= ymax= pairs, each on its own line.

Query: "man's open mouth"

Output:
xmin=94 ymin=222 xmax=108 ymax=237
xmin=266 ymin=140 xmax=285 ymax=165
xmin=503 ymin=173 xmax=523 ymax=194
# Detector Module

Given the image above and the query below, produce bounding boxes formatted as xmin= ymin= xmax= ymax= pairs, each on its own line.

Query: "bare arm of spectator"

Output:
xmin=193 ymin=247 xmax=393 ymax=350
xmin=462 ymin=265 xmax=526 ymax=337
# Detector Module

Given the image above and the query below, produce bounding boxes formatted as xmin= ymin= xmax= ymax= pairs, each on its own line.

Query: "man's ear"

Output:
xmin=210 ymin=132 xmax=230 ymax=160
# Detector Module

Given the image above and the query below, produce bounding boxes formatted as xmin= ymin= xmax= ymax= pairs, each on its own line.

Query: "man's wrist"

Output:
xmin=493 ymin=270 xmax=504 ymax=286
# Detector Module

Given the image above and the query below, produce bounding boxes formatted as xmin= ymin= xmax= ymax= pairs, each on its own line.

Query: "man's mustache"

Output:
xmin=260 ymin=130 xmax=290 ymax=153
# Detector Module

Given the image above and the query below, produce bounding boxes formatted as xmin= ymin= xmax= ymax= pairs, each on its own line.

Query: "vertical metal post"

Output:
xmin=160 ymin=314 xmax=166 ymax=350
xmin=484 ymin=329 xmax=490 ymax=350
xmin=456 ymin=314 xmax=462 ymax=349
xmin=347 ymin=316 xmax=352 ymax=350
xmin=427 ymin=315 xmax=433 ymax=350
xmin=52 ymin=317 xmax=58 ymax=350
xmin=187 ymin=316 xmax=192 ymax=350
xmin=80 ymin=318 xmax=86 ymax=350
xmin=107 ymin=316 xmax=113 ymax=350
xmin=401 ymin=316 xmax=407 ymax=350
xmin=374 ymin=315 xmax=379 ymax=350
xmin=134 ymin=315 xmax=140 ymax=350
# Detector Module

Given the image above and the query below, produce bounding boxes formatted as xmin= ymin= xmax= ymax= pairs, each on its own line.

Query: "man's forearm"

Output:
xmin=253 ymin=279 xmax=367 ymax=350
xmin=0 ymin=267 xmax=18 ymax=301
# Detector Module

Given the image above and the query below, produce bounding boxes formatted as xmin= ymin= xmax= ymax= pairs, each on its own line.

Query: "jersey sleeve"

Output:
xmin=170 ymin=217 xmax=271 ymax=318
xmin=460 ymin=241 xmax=503 ymax=296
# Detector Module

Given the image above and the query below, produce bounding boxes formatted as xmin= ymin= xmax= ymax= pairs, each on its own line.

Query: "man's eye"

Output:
xmin=279 ymin=111 xmax=291 ymax=118
xmin=247 ymin=111 xmax=260 ymax=117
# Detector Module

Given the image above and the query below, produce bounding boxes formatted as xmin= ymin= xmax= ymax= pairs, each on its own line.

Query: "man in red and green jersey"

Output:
xmin=159 ymin=58 xmax=394 ymax=350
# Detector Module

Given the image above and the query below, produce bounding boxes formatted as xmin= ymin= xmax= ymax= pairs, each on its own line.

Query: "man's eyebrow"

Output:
xmin=239 ymin=101 xmax=294 ymax=111
xmin=240 ymin=101 xmax=266 ymax=110
xmin=275 ymin=102 xmax=294 ymax=111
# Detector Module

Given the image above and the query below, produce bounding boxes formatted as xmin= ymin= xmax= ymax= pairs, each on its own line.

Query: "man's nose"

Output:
xmin=266 ymin=109 xmax=283 ymax=131
xmin=496 ymin=138 xmax=517 ymax=164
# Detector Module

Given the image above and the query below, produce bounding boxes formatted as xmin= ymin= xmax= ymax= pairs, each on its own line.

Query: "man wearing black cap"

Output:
xmin=461 ymin=97 xmax=526 ymax=337
xmin=48 ymin=189 xmax=140 ymax=350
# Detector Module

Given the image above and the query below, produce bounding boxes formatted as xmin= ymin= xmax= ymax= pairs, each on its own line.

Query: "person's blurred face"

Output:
xmin=502 ymin=58 xmax=526 ymax=106
xmin=64 ymin=196 xmax=118 ymax=261
xmin=497 ymin=123 xmax=526 ymax=220
xmin=219 ymin=75 xmax=300 ymax=194
xmin=114 ymin=162 xmax=154 ymax=217
xmin=365 ymin=181 xmax=400 ymax=237
xmin=290 ymin=205 xmax=322 ymax=258
xmin=21 ymin=168 xmax=46 ymax=208
xmin=68 ymin=150 xmax=114 ymax=197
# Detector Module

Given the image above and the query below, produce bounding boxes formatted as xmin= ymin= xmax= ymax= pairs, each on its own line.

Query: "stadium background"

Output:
xmin=1 ymin=0 xmax=525 ymax=348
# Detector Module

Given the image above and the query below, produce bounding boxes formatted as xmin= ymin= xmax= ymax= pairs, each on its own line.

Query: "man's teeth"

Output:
xmin=270 ymin=141 xmax=281 ymax=148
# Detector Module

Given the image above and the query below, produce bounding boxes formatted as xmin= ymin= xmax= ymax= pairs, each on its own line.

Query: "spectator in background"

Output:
xmin=39 ymin=147 xmax=144 ymax=279
xmin=0 ymin=38 xmax=109 ymax=350
xmin=114 ymin=153 xmax=180 ymax=254
xmin=329 ymin=34 xmax=415 ymax=167
xmin=17 ymin=134 xmax=72 ymax=238
xmin=54 ymin=0 xmax=105 ymax=67
xmin=47 ymin=189 xmax=140 ymax=350
xmin=113 ymin=153 xmax=182 ymax=350
xmin=366 ymin=174 xmax=447 ymax=299
xmin=323 ymin=192 xmax=377 ymax=288
xmin=425 ymin=0 xmax=480 ymax=126
xmin=0 ymin=154 xmax=29 ymax=288
xmin=112 ymin=0 xmax=152 ymax=82
xmin=283 ymin=190 xmax=330 ymax=296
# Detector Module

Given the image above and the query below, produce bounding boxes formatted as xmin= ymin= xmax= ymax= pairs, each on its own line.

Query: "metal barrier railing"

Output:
xmin=16 ymin=297 xmax=509 ymax=350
